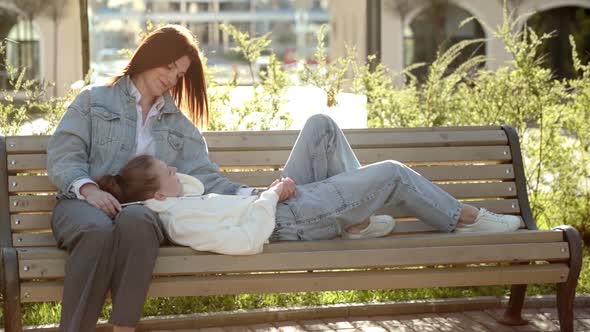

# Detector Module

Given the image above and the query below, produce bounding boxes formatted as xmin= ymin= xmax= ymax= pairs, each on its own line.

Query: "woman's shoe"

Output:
xmin=343 ymin=215 xmax=396 ymax=240
xmin=455 ymin=208 xmax=521 ymax=233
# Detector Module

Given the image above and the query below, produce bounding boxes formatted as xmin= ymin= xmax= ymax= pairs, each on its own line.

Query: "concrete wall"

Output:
xmin=35 ymin=0 xmax=84 ymax=97
xmin=329 ymin=0 xmax=366 ymax=65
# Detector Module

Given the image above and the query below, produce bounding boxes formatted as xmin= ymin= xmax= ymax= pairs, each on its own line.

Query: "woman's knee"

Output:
xmin=379 ymin=160 xmax=409 ymax=177
xmin=114 ymin=205 xmax=162 ymax=242
xmin=73 ymin=223 xmax=114 ymax=255
xmin=58 ymin=207 xmax=114 ymax=251
xmin=303 ymin=114 xmax=335 ymax=133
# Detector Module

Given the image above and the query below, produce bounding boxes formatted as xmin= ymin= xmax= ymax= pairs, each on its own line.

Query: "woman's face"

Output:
xmin=138 ymin=55 xmax=191 ymax=98
xmin=152 ymin=159 xmax=182 ymax=199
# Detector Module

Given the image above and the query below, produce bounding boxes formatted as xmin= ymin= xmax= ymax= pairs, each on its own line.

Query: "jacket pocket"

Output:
xmin=167 ymin=129 xmax=185 ymax=151
xmin=90 ymin=106 xmax=121 ymax=145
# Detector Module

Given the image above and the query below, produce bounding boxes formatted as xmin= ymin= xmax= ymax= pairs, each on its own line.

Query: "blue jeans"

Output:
xmin=271 ymin=114 xmax=462 ymax=241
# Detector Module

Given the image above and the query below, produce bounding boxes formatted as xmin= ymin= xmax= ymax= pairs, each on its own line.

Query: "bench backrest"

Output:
xmin=0 ymin=125 xmax=536 ymax=249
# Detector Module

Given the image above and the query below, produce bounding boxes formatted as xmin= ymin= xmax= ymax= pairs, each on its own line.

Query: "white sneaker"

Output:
xmin=455 ymin=208 xmax=520 ymax=233
xmin=343 ymin=215 xmax=396 ymax=240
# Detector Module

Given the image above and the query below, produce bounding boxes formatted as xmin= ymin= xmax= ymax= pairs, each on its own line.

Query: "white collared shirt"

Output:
xmin=129 ymin=81 xmax=165 ymax=156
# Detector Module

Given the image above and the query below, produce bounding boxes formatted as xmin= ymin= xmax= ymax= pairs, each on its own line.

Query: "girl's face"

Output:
xmin=152 ymin=159 xmax=182 ymax=200
xmin=137 ymin=55 xmax=191 ymax=98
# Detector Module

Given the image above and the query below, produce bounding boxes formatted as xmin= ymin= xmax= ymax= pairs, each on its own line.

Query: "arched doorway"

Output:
xmin=404 ymin=1 xmax=486 ymax=81
xmin=0 ymin=4 xmax=20 ymax=89
xmin=527 ymin=6 xmax=590 ymax=80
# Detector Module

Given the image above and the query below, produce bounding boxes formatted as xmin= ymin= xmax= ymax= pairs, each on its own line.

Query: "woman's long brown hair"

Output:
xmin=109 ymin=24 xmax=208 ymax=127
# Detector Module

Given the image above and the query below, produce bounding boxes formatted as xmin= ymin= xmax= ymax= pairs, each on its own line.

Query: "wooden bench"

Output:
xmin=0 ymin=125 xmax=582 ymax=332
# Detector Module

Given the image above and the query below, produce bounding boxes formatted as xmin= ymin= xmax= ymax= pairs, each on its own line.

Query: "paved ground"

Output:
xmin=151 ymin=307 xmax=590 ymax=332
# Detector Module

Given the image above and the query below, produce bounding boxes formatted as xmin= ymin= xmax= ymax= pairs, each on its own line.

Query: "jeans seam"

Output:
xmin=396 ymin=179 xmax=461 ymax=232
xmin=308 ymin=129 xmax=332 ymax=174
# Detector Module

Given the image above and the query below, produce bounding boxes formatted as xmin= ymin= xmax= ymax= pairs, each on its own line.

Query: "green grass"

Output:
xmin=1 ymin=250 xmax=587 ymax=327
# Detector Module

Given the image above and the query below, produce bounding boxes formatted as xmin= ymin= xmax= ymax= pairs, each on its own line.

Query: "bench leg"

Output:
xmin=499 ymin=284 xmax=529 ymax=326
xmin=554 ymin=225 xmax=582 ymax=332
xmin=1 ymin=248 xmax=23 ymax=332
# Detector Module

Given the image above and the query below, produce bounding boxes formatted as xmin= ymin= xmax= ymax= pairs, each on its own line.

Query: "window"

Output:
xmin=145 ymin=1 xmax=169 ymax=12
xmin=169 ymin=1 xmax=181 ymax=11
xmin=220 ymin=1 xmax=250 ymax=12
xmin=189 ymin=23 xmax=209 ymax=44
xmin=188 ymin=3 xmax=209 ymax=13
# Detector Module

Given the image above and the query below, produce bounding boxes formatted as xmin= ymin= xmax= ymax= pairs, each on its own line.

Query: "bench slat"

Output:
xmin=215 ymin=146 xmax=513 ymax=167
xmin=6 ymin=146 xmax=512 ymax=172
xmin=19 ymin=264 xmax=568 ymax=302
xmin=8 ymin=214 xmax=436 ymax=232
xmin=8 ymin=165 xmax=516 ymax=193
xmin=12 ymin=215 xmax=524 ymax=239
xmin=15 ymin=231 xmax=565 ymax=259
xmin=11 ymin=220 xmax=441 ymax=247
xmin=9 ymin=190 xmax=519 ymax=213
xmin=203 ymin=130 xmax=508 ymax=150
xmin=6 ymin=129 xmax=506 ymax=153
xmin=18 ymin=242 xmax=569 ymax=279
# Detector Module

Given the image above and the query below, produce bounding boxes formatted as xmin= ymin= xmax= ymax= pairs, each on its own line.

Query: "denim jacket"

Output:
xmin=47 ymin=75 xmax=244 ymax=199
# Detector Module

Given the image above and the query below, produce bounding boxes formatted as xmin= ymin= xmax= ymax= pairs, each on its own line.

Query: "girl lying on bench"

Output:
xmin=95 ymin=114 xmax=521 ymax=256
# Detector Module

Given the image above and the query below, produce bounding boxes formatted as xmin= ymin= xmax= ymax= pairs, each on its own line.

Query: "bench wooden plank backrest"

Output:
xmin=2 ymin=125 xmax=536 ymax=249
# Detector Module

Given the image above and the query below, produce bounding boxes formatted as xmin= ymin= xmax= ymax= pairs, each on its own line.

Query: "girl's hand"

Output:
xmin=81 ymin=184 xmax=121 ymax=218
xmin=278 ymin=177 xmax=296 ymax=201
xmin=267 ymin=177 xmax=296 ymax=201
xmin=269 ymin=181 xmax=284 ymax=197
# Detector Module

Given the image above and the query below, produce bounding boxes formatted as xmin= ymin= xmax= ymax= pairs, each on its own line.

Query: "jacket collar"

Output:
xmin=117 ymin=75 xmax=180 ymax=115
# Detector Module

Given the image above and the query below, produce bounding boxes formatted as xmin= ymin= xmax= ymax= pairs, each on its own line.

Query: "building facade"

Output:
xmin=330 ymin=0 xmax=590 ymax=78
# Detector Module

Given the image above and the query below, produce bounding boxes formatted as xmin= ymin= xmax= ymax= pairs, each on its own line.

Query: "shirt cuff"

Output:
xmin=235 ymin=187 xmax=256 ymax=196
xmin=70 ymin=178 xmax=97 ymax=200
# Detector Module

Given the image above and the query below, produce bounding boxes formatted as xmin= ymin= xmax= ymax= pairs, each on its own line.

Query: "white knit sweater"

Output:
xmin=145 ymin=173 xmax=280 ymax=255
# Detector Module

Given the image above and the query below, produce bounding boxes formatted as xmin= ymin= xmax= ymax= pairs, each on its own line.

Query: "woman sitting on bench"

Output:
xmin=95 ymin=113 xmax=521 ymax=257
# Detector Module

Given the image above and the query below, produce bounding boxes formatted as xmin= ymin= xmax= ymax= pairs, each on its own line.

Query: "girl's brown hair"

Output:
xmin=109 ymin=24 xmax=208 ymax=127
xmin=95 ymin=155 xmax=161 ymax=203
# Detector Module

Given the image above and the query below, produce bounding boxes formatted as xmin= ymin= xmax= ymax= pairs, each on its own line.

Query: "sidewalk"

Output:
xmin=155 ymin=307 xmax=589 ymax=332
xmin=22 ymin=296 xmax=590 ymax=331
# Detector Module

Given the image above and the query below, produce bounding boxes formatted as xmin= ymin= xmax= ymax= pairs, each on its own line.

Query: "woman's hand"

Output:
xmin=80 ymin=183 xmax=121 ymax=218
xmin=269 ymin=177 xmax=296 ymax=202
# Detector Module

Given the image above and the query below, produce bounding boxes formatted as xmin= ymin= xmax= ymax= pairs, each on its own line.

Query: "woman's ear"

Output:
xmin=154 ymin=191 xmax=167 ymax=201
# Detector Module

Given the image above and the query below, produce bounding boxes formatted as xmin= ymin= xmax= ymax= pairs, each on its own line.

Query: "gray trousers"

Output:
xmin=271 ymin=114 xmax=462 ymax=241
xmin=51 ymin=200 xmax=165 ymax=331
